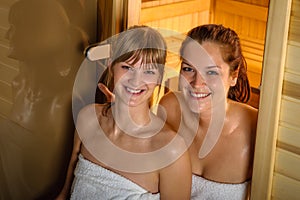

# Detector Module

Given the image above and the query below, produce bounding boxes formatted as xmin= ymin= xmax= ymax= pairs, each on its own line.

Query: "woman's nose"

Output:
xmin=192 ymin=71 xmax=206 ymax=87
xmin=128 ymin=70 xmax=143 ymax=87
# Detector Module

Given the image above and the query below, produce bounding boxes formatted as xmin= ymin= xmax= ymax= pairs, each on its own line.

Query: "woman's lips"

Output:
xmin=189 ymin=90 xmax=211 ymax=99
xmin=125 ymin=86 xmax=145 ymax=95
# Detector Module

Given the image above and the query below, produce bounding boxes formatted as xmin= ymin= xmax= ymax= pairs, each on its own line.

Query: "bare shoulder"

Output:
xmin=78 ymin=104 xmax=105 ymax=119
xmin=158 ymin=92 xmax=183 ymax=131
xmin=153 ymin=121 xmax=188 ymax=153
xmin=228 ymin=100 xmax=258 ymax=139
xmin=159 ymin=91 xmax=180 ymax=108
xmin=76 ymin=104 xmax=106 ymax=131
xmin=229 ymin=100 xmax=258 ymax=122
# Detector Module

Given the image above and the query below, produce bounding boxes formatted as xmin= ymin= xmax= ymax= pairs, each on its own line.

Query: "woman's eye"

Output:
xmin=144 ymin=70 xmax=156 ymax=75
xmin=182 ymin=67 xmax=194 ymax=72
xmin=207 ymin=70 xmax=219 ymax=75
xmin=121 ymin=65 xmax=133 ymax=71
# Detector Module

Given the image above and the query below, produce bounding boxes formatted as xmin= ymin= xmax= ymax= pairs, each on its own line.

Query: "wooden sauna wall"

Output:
xmin=0 ymin=0 xmax=18 ymax=119
xmin=139 ymin=0 xmax=212 ymax=71
xmin=272 ymin=0 xmax=300 ymax=199
xmin=0 ymin=1 xmax=97 ymax=198
xmin=212 ymin=0 xmax=269 ymax=89
xmin=140 ymin=0 xmax=211 ymax=34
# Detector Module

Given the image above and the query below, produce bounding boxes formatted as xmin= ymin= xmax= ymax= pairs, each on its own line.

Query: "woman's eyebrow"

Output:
xmin=122 ymin=61 xmax=134 ymax=67
xmin=181 ymin=60 xmax=193 ymax=67
xmin=206 ymin=65 xmax=221 ymax=69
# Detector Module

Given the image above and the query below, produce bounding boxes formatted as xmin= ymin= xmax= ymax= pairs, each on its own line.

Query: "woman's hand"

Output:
xmin=98 ymin=83 xmax=115 ymax=102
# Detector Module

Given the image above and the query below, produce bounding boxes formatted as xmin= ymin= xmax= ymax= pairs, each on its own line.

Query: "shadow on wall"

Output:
xmin=0 ymin=0 xmax=93 ymax=199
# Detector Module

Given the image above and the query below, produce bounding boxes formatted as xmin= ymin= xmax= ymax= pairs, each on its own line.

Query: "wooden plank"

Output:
xmin=0 ymin=45 xmax=19 ymax=69
xmin=250 ymin=0 xmax=292 ymax=199
xmin=0 ymin=30 xmax=9 ymax=47
xmin=282 ymin=80 xmax=300 ymax=100
xmin=274 ymin=148 xmax=300 ymax=181
xmin=240 ymin=36 xmax=265 ymax=48
xmin=286 ymin=43 xmax=300 ymax=74
xmin=280 ymin=96 xmax=300 ymax=127
xmin=246 ymin=59 xmax=262 ymax=74
xmin=215 ymin=0 xmax=268 ymax=21
xmin=291 ymin=0 xmax=300 ymax=18
xmin=0 ymin=0 xmax=18 ymax=8
xmin=284 ymin=71 xmax=300 ymax=85
xmin=247 ymin=70 xmax=261 ymax=89
xmin=278 ymin=123 xmax=300 ymax=154
xmin=243 ymin=52 xmax=263 ymax=62
xmin=241 ymin=40 xmax=264 ymax=53
xmin=272 ymin=173 xmax=300 ymax=200
xmin=141 ymin=0 xmax=159 ymax=9
xmin=140 ymin=0 xmax=210 ymax=23
xmin=126 ymin=0 xmax=141 ymax=28
xmin=0 ymin=62 xmax=18 ymax=84
xmin=0 ymin=80 xmax=12 ymax=101
xmin=0 ymin=97 xmax=12 ymax=117
xmin=0 ymin=7 xmax=10 ymax=28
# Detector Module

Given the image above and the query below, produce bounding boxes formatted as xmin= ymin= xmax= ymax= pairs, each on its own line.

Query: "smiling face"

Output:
xmin=180 ymin=41 xmax=238 ymax=113
xmin=113 ymin=57 xmax=161 ymax=107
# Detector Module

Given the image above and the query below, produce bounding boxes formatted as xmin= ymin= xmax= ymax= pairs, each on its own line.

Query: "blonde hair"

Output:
xmin=101 ymin=25 xmax=167 ymax=115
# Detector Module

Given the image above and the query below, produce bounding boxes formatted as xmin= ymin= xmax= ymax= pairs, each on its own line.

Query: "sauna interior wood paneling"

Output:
xmin=213 ymin=0 xmax=269 ymax=89
xmin=140 ymin=0 xmax=211 ymax=72
xmin=252 ymin=0 xmax=300 ymax=199
xmin=0 ymin=0 xmax=18 ymax=119
xmin=140 ymin=0 xmax=210 ymax=33
xmin=0 ymin=1 xmax=98 ymax=199
xmin=250 ymin=0 xmax=292 ymax=199
xmin=272 ymin=0 xmax=300 ymax=198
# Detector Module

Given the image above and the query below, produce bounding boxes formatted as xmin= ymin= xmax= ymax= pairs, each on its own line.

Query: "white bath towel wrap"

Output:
xmin=191 ymin=175 xmax=249 ymax=200
xmin=70 ymin=154 xmax=160 ymax=200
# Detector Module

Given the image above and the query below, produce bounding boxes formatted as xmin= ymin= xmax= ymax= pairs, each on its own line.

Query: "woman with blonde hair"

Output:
xmin=56 ymin=25 xmax=191 ymax=200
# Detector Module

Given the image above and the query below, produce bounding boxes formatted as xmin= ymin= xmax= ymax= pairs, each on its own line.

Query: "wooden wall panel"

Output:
xmin=213 ymin=0 xmax=269 ymax=88
xmin=271 ymin=0 xmax=300 ymax=199
xmin=286 ymin=43 xmax=300 ymax=73
xmin=274 ymin=148 xmax=300 ymax=181
xmin=279 ymin=97 xmax=300 ymax=127
xmin=288 ymin=0 xmax=300 ymax=43
xmin=278 ymin=124 xmax=300 ymax=154
xmin=251 ymin=0 xmax=292 ymax=199
xmin=140 ymin=0 xmax=210 ymax=33
xmin=272 ymin=173 xmax=300 ymax=200
xmin=0 ymin=3 xmax=18 ymax=118
xmin=235 ymin=0 xmax=269 ymax=7
xmin=0 ymin=1 xmax=98 ymax=198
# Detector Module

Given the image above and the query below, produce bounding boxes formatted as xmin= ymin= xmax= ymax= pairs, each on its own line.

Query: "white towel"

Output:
xmin=70 ymin=154 xmax=160 ymax=200
xmin=191 ymin=175 xmax=249 ymax=200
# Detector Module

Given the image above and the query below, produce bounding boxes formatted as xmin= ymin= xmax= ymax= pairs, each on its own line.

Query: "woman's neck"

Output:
xmin=113 ymin=99 xmax=151 ymax=125
xmin=198 ymin=98 xmax=229 ymax=127
xmin=110 ymin=99 xmax=164 ymax=138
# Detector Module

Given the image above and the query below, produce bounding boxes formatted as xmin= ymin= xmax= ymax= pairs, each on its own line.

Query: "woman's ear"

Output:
xmin=230 ymin=69 xmax=239 ymax=86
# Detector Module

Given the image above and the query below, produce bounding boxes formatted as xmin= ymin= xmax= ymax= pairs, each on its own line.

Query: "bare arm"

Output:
xmin=157 ymin=92 xmax=181 ymax=132
xmin=159 ymin=148 xmax=192 ymax=200
xmin=55 ymin=131 xmax=81 ymax=200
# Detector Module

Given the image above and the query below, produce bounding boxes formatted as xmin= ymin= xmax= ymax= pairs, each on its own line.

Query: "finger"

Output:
xmin=98 ymin=83 xmax=115 ymax=102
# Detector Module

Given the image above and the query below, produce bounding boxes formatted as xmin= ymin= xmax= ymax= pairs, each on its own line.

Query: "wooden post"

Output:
xmin=251 ymin=0 xmax=292 ymax=199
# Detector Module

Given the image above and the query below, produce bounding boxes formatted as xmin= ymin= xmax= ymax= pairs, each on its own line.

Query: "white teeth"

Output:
xmin=190 ymin=91 xmax=210 ymax=98
xmin=126 ymin=87 xmax=142 ymax=94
